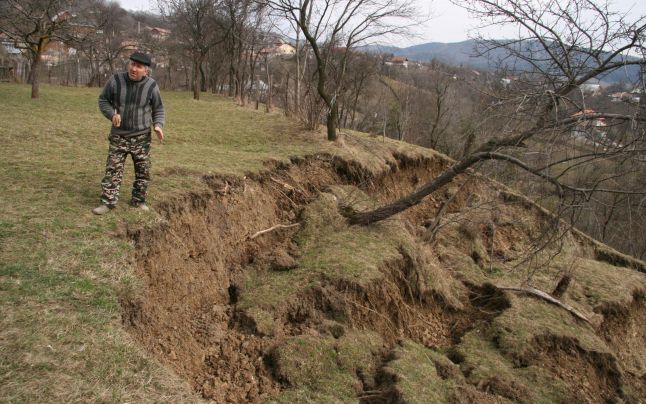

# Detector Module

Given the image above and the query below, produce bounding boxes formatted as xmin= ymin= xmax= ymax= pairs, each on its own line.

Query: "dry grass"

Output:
xmin=270 ymin=331 xmax=384 ymax=402
xmin=238 ymin=188 xmax=414 ymax=313
xmin=0 ymin=82 xmax=327 ymax=402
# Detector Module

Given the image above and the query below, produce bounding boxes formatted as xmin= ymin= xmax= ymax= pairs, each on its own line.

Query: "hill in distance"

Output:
xmin=366 ymin=39 xmax=641 ymax=84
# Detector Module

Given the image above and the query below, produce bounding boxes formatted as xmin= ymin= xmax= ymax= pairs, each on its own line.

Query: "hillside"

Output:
xmin=1 ymin=83 xmax=645 ymax=402
xmin=369 ymin=40 xmax=641 ymax=83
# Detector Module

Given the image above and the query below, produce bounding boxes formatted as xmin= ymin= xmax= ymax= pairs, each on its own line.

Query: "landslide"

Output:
xmin=121 ymin=134 xmax=646 ymax=403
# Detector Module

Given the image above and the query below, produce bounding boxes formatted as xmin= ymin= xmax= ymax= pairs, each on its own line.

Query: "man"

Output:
xmin=92 ymin=51 xmax=165 ymax=215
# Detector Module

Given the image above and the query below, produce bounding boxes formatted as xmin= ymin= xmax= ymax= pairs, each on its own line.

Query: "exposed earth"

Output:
xmin=120 ymin=135 xmax=646 ymax=403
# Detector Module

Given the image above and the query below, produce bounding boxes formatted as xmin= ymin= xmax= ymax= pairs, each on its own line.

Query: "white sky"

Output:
xmin=116 ymin=0 xmax=646 ymax=46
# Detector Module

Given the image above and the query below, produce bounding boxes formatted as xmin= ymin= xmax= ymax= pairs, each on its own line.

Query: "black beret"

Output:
xmin=129 ymin=51 xmax=151 ymax=66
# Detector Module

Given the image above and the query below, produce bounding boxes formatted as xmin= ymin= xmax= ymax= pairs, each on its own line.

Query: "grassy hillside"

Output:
xmin=0 ymin=83 xmax=324 ymax=401
xmin=1 ymin=83 xmax=644 ymax=403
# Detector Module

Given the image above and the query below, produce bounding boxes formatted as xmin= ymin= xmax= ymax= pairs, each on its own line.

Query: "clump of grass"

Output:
xmin=270 ymin=331 xmax=384 ymax=402
xmin=270 ymin=335 xmax=358 ymax=401
xmin=335 ymin=330 xmax=385 ymax=387
xmin=491 ymin=295 xmax=610 ymax=358
xmin=296 ymin=190 xmax=412 ymax=283
xmin=239 ymin=190 xmax=414 ymax=313
xmin=454 ymin=293 xmax=616 ymax=403
xmin=383 ymin=341 xmax=459 ymax=403
xmin=456 ymin=328 xmax=571 ymax=403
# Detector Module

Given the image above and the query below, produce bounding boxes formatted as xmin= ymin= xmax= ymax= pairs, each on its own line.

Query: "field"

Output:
xmin=0 ymin=83 xmax=324 ymax=401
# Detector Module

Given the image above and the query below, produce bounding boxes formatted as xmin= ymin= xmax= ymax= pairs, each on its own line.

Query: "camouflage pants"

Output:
xmin=101 ymin=132 xmax=151 ymax=207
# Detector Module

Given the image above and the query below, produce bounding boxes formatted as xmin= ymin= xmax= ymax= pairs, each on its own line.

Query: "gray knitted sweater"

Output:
xmin=98 ymin=73 xmax=165 ymax=136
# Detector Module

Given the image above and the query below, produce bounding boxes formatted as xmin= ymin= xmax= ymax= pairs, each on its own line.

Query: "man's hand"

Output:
xmin=154 ymin=126 xmax=164 ymax=143
xmin=112 ymin=113 xmax=121 ymax=127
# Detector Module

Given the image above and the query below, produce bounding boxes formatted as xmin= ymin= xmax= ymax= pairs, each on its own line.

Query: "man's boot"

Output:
xmin=92 ymin=204 xmax=111 ymax=215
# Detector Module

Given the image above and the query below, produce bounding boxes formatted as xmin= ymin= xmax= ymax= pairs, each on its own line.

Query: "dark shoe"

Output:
xmin=92 ymin=204 xmax=112 ymax=215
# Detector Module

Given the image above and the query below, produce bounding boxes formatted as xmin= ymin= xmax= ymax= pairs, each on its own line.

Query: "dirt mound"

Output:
xmin=121 ymin=146 xmax=646 ymax=402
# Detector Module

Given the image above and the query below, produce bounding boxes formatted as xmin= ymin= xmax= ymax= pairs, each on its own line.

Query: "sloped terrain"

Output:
xmin=122 ymin=136 xmax=646 ymax=403
xmin=6 ymin=84 xmax=641 ymax=402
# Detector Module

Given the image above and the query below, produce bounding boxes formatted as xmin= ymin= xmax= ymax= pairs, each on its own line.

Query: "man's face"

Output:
xmin=128 ymin=60 xmax=147 ymax=81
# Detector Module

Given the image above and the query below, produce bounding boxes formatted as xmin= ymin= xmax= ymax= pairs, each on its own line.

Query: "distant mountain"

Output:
xmin=373 ymin=40 xmax=494 ymax=69
xmin=365 ymin=40 xmax=641 ymax=84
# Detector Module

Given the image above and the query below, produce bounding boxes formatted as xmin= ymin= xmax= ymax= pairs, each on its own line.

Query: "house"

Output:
xmin=259 ymin=41 xmax=296 ymax=59
xmin=609 ymin=92 xmax=624 ymax=102
xmin=501 ymin=77 xmax=512 ymax=86
xmin=120 ymin=39 xmax=141 ymax=52
xmin=52 ymin=10 xmax=75 ymax=22
xmin=40 ymin=40 xmax=77 ymax=66
xmin=0 ymin=37 xmax=21 ymax=56
xmin=146 ymin=27 xmax=171 ymax=41
xmin=580 ymin=82 xmax=601 ymax=95
xmin=609 ymin=92 xmax=640 ymax=103
xmin=571 ymin=108 xmax=608 ymax=143
xmin=385 ymin=56 xmax=409 ymax=68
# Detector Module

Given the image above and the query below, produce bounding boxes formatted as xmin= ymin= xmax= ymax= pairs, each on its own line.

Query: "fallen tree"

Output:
xmin=345 ymin=0 xmax=646 ymax=226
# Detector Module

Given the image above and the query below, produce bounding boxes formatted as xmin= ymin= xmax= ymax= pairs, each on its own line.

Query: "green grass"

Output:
xmin=270 ymin=331 xmax=384 ymax=403
xmin=383 ymin=341 xmax=470 ymax=403
xmin=239 ymin=189 xmax=414 ymax=314
xmin=0 ymin=83 xmax=326 ymax=401
xmin=456 ymin=327 xmax=571 ymax=403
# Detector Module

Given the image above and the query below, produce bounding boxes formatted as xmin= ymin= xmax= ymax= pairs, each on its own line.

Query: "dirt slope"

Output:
xmin=121 ymin=134 xmax=646 ymax=403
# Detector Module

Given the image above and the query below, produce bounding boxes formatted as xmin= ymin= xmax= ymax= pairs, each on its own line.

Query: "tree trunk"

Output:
xmin=327 ymin=101 xmax=338 ymax=141
xmin=265 ymin=57 xmax=272 ymax=113
xmin=347 ymin=154 xmax=485 ymax=225
xmin=295 ymin=36 xmax=301 ymax=115
xmin=350 ymin=81 xmax=362 ymax=129
xmin=166 ymin=61 xmax=172 ymax=89
xmin=266 ymin=74 xmax=272 ymax=113
xmin=284 ymin=72 xmax=289 ymax=115
xmin=200 ymin=64 xmax=207 ymax=92
xmin=227 ymin=66 xmax=234 ymax=97
xmin=193 ymin=58 xmax=200 ymax=100
xmin=31 ymin=55 xmax=41 ymax=99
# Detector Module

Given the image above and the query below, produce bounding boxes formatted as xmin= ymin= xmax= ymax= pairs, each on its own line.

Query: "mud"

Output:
xmin=121 ymin=151 xmax=646 ymax=402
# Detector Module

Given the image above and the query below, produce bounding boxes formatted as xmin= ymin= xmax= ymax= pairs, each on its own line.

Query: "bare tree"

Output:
xmin=342 ymin=52 xmax=378 ymax=129
xmin=0 ymin=0 xmax=78 ymax=98
xmin=221 ymin=0 xmax=268 ymax=105
xmin=158 ymin=0 xmax=224 ymax=100
xmin=68 ymin=0 xmax=130 ymax=86
xmin=265 ymin=0 xmax=418 ymax=141
xmin=346 ymin=0 xmax=646 ymax=225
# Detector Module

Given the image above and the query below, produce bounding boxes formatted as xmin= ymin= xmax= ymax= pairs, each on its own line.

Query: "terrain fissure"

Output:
xmin=121 ymin=151 xmax=646 ymax=402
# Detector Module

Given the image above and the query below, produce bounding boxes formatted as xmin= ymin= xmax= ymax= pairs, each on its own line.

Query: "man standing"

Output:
xmin=93 ymin=51 xmax=165 ymax=215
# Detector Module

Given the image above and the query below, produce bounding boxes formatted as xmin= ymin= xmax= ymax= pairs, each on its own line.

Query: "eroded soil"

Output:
xmin=121 ymin=147 xmax=646 ymax=403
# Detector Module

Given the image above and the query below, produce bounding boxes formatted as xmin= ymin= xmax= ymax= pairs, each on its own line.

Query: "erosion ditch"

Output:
xmin=120 ymin=151 xmax=646 ymax=402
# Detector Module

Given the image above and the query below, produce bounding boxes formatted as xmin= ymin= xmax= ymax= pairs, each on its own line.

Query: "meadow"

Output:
xmin=0 ymin=83 xmax=323 ymax=401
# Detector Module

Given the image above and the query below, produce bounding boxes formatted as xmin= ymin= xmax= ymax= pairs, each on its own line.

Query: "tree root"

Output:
xmin=497 ymin=285 xmax=591 ymax=325
xmin=249 ymin=223 xmax=301 ymax=239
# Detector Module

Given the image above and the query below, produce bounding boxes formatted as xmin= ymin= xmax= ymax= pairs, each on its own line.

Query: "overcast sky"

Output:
xmin=116 ymin=0 xmax=646 ymax=46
